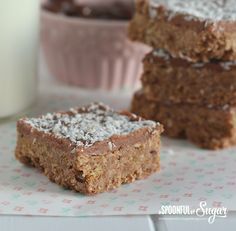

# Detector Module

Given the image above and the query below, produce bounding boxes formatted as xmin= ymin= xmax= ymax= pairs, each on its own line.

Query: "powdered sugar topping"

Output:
xmin=150 ymin=0 xmax=236 ymax=21
xmin=23 ymin=103 xmax=157 ymax=148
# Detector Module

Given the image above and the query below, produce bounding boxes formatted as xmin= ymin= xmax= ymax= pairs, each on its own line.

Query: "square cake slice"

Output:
xmin=132 ymin=90 xmax=236 ymax=150
xmin=15 ymin=103 xmax=163 ymax=195
xmin=129 ymin=0 xmax=236 ymax=62
xmin=142 ymin=49 xmax=236 ymax=107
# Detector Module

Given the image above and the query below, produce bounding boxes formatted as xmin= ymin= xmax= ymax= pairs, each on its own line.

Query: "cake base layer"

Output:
xmin=131 ymin=90 xmax=236 ymax=150
xmin=142 ymin=49 xmax=236 ymax=107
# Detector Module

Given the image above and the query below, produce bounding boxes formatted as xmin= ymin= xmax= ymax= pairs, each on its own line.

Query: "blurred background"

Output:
xmin=0 ymin=0 xmax=150 ymax=119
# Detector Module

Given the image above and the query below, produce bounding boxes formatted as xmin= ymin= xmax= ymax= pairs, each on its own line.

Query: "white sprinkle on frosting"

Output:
xmin=150 ymin=0 xmax=236 ymax=21
xmin=220 ymin=61 xmax=236 ymax=70
xmin=23 ymin=103 xmax=157 ymax=148
xmin=153 ymin=49 xmax=170 ymax=60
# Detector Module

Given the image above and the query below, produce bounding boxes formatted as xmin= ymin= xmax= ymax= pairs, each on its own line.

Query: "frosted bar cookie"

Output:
xmin=131 ymin=90 xmax=236 ymax=150
xmin=129 ymin=0 xmax=236 ymax=62
xmin=15 ymin=103 xmax=163 ymax=195
xmin=142 ymin=49 xmax=236 ymax=107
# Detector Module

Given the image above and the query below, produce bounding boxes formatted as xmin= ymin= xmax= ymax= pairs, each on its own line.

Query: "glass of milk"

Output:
xmin=0 ymin=0 xmax=39 ymax=119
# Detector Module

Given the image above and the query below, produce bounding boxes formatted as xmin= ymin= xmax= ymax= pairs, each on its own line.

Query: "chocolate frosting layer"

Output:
xmin=21 ymin=103 xmax=158 ymax=148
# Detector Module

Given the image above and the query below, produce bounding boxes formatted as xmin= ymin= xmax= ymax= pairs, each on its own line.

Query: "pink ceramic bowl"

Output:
xmin=41 ymin=3 xmax=150 ymax=91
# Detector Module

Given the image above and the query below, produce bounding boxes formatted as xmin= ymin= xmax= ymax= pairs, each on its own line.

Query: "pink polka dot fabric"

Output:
xmin=0 ymin=89 xmax=235 ymax=217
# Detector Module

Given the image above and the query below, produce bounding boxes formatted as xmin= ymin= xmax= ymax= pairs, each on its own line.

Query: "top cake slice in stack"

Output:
xmin=129 ymin=0 xmax=236 ymax=62
xmin=129 ymin=0 xmax=236 ymax=149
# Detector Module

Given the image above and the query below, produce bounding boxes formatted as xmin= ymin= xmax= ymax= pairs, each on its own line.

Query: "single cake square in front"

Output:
xmin=15 ymin=103 xmax=163 ymax=195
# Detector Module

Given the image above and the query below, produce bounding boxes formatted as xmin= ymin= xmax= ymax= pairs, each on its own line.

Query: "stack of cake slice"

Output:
xmin=129 ymin=0 xmax=236 ymax=149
